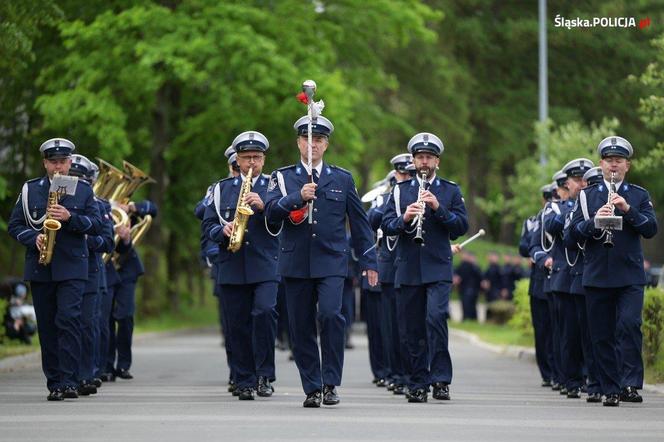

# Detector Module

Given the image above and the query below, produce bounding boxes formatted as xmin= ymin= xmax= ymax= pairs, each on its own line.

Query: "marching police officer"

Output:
xmin=203 ymin=131 xmax=280 ymax=400
xmin=68 ymin=155 xmax=115 ymax=395
xmin=568 ymin=136 xmax=657 ymax=406
xmin=522 ymin=184 xmax=555 ymax=387
xmin=544 ymin=158 xmax=594 ymax=399
xmin=368 ymin=154 xmax=412 ymax=394
xmin=265 ymin=115 xmax=378 ymax=408
xmin=108 ymin=199 xmax=158 ymax=380
xmin=381 ymin=132 xmax=469 ymax=403
xmin=8 ymin=138 xmax=103 ymax=400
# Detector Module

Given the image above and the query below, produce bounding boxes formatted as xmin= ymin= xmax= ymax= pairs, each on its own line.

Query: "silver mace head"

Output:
xmin=302 ymin=79 xmax=317 ymax=99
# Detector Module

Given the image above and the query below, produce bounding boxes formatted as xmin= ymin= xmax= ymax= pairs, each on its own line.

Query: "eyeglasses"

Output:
xmin=236 ymin=154 xmax=264 ymax=162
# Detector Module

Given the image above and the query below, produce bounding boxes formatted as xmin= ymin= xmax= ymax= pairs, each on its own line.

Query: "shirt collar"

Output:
xmin=240 ymin=173 xmax=260 ymax=186
xmin=603 ymin=178 xmax=623 ymax=191
xmin=300 ymin=160 xmax=323 ymax=177
xmin=416 ymin=174 xmax=435 ymax=187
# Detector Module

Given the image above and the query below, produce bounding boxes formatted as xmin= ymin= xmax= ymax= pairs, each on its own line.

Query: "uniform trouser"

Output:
xmin=555 ymin=292 xmax=584 ymax=390
xmin=276 ymin=281 xmax=290 ymax=347
xmin=341 ymin=278 xmax=355 ymax=338
xmin=382 ymin=283 xmax=404 ymax=385
xmin=530 ymin=295 xmax=553 ymax=382
xmin=546 ymin=291 xmax=563 ymax=384
xmin=399 ymin=281 xmax=453 ymax=391
xmin=365 ymin=289 xmax=388 ymax=380
xmin=79 ymin=289 xmax=100 ymax=383
xmin=461 ymin=288 xmax=479 ymax=321
xmin=394 ymin=286 xmax=412 ymax=387
xmin=110 ymin=278 xmax=137 ymax=371
xmin=31 ymin=279 xmax=85 ymax=391
xmin=93 ymin=288 xmax=106 ymax=378
xmin=97 ymin=286 xmax=115 ymax=375
xmin=574 ymin=294 xmax=601 ymax=394
xmin=215 ymin=285 xmax=235 ymax=382
xmin=585 ymin=285 xmax=644 ymax=395
xmin=220 ymin=282 xmax=278 ymax=390
xmin=284 ymin=276 xmax=345 ymax=395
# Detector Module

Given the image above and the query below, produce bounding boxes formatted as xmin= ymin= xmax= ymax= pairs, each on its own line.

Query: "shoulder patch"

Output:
xmin=330 ymin=165 xmax=352 ymax=175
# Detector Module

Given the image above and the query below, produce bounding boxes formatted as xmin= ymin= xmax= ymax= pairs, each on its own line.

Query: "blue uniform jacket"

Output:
xmin=380 ymin=176 xmax=468 ymax=287
xmin=203 ymin=174 xmax=279 ymax=285
xmin=543 ymin=199 xmax=576 ymax=293
xmin=100 ymin=199 xmax=121 ymax=288
xmin=524 ymin=212 xmax=548 ymax=299
xmin=82 ymin=198 xmax=115 ymax=293
xmin=8 ymin=176 xmax=103 ymax=282
xmin=368 ymin=192 xmax=399 ymax=285
xmin=264 ymin=163 xmax=377 ymax=279
xmin=567 ymin=181 xmax=657 ymax=288
xmin=195 ymin=189 xmax=219 ymax=267
xmin=115 ymin=200 xmax=157 ymax=281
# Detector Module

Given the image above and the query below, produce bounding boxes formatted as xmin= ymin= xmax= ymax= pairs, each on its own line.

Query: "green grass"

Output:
xmin=450 ymin=320 xmax=534 ymax=348
xmin=0 ymin=337 xmax=40 ymax=359
xmin=645 ymin=352 xmax=664 ymax=384
xmin=134 ymin=301 xmax=219 ymax=334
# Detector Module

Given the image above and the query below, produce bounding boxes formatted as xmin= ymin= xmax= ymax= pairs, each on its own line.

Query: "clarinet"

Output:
xmin=413 ymin=171 xmax=427 ymax=244
xmin=603 ymin=172 xmax=617 ymax=248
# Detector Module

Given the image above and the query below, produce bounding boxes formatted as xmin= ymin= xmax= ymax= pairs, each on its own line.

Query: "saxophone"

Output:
xmin=38 ymin=173 xmax=63 ymax=265
xmin=228 ymin=167 xmax=254 ymax=253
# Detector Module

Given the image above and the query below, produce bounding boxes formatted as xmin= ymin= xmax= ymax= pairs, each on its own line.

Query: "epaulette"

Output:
xmin=26 ymin=177 xmax=42 ymax=184
xmin=396 ymin=178 xmax=413 ymax=186
xmin=330 ymin=165 xmax=352 ymax=175
xmin=78 ymin=179 xmax=91 ymax=187
xmin=217 ymin=176 xmax=235 ymax=184
xmin=261 ymin=173 xmax=270 ymax=179
xmin=440 ymin=178 xmax=459 ymax=186
xmin=629 ymin=183 xmax=648 ymax=193
xmin=277 ymin=164 xmax=296 ymax=172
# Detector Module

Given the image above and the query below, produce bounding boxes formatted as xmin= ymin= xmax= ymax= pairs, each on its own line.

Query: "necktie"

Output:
xmin=312 ymin=169 xmax=319 ymax=184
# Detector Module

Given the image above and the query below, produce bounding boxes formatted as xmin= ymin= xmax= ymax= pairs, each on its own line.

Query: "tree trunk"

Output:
xmin=465 ymin=141 xmax=489 ymax=238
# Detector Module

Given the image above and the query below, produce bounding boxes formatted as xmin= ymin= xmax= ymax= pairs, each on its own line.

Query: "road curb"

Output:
xmin=0 ymin=326 xmax=217 ymax=374
xmin=449 ymin=326 xmax=664 ymax=395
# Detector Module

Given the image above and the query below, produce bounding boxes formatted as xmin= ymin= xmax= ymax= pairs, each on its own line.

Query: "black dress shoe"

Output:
xmin=559 ymin=387 xmax=568 ymax=395
xmin=257 ymin=376 xmax=273 ymax=397
xmin=566 ymin=388 xmax=580 ymax=399
xmin=228 ymin=380 xmax=236 ymax=393
xmin=393 ymin=384 xmax=406 ymax=395
xmin=387 ymin=382 xmax=396 ymax=391
xmin=116 ymin=369 xmax=133 ymax=380
xmin=408 ymin=388 xmax=428 ymax=403
xmin=62 ymin=386 xmax=79 ymax=399
xmin=620 ymin=387 xmax=643 ymax=403
xmin=580 ymin=384 xmax=587 ymax=394
xmin=47 ymin=390 xmax=64 ymax=401
xmin=238 ymin=388 xmax=255 ymax=400
xmin=92 ymin=378 xmax=102 ymax=388
xmin=372 ymin=378 xmax=379 ymax=384
xmin=376 ymin=378 xmax=387 ymax=387
xmin=551 ymin=382 xmax=561 ymax=391
xmin=78 ymin=383 xmax=98 ymax=396
xmin=432 ymin=382 xmax=450 ymax=400
xmin=323 ymin=385 xmax=340 ymax=406
xmin=99 ymin=373 xmax=115 ymax=382
xmin=303 ymin=390 xmax=322 ymax=408
xmin=586 ymin=392 xmax=602 ymax=403
xmin=603 ymin=394 xmax=620 ymax=407
xmin=541 ymin=380 xmax=552 ymax=387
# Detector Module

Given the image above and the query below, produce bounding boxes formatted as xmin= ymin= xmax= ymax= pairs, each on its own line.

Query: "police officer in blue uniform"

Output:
xmin=8 ymin=138 xmax=103 ymax=400
xmin=544 ymin=158 xmax=594 ymax=399
xmin=68 ymin=155 xmax=115 ymax=395
xmin=203 ymin=131 xmax=280 ymax=400
xmin=368 ymin=154 xmax=412 ymax=395
xmin=522 ymin=183 xmax=555 ymax=387
xmin=264 ymin=115 xmax=378 ymax=408
xmin=568 ymin=136 xmax=657 ymax=406
xmin=108 ymin=199 xmax=158 ymax=380
xmin=381 ymin=132 xmax=469 ymax=403
xmin=562 ymin=165 xmax=604 ymax=403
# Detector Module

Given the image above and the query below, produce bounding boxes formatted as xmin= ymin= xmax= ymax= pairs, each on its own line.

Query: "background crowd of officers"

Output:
xmin=519 ymin=136 xmax=658 ymax=406
xmin=8 ymin=139 xmax=157 ymax=401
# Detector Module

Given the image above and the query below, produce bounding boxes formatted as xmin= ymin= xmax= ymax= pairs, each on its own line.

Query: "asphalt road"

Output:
xmin=1 ymin=328 xmax=663 ymax=442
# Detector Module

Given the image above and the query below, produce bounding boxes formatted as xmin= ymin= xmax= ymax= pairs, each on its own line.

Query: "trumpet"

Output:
xmin=413 ymin=170 xmax=427 ymax=244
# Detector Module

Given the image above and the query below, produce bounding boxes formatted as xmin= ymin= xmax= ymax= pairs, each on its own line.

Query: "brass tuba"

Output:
xmin=228 ymin=167 xmax=254 ymax=253
xmin=95 ymin=158 xmax=155 ymax=263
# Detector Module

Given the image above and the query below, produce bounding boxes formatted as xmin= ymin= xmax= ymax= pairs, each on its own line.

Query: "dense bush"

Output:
xmin=507 ymin=279 xmax=533 ymax=337
xmin=643 ymin=287 xmax=664 ymax=367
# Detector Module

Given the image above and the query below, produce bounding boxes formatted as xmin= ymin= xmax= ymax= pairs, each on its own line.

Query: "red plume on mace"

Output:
xmin=296 ymin=91 xmax=309 ymax=105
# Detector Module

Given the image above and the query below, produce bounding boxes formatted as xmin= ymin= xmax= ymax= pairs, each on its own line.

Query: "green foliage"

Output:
xmin=501 ymin=117 xmax=619 ymax=229
xmin=485 ymin=300 xmax=515 ymax=325
xmin=0 ymin=298 xmax=6 ymax=343
xmin=508 ymin=279 xmax=533 ymax=338
xmin=643 ymin=287 xmax=664 ymax=367
xmin=450 ymin=320 xmax=533 ymax=348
